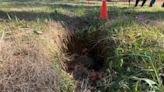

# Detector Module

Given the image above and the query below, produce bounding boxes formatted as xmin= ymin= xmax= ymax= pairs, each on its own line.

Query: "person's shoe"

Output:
xmin=149 ymin=5 xmax=153 ymax=7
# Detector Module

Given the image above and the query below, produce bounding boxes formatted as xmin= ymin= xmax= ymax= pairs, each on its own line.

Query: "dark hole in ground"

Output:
xmin=63 ymin=31 xmax=106 ymax=91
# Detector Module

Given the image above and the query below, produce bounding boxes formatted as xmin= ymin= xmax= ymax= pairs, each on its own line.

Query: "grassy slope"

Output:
xmin=0 ymin=1 xmax=164 ymax=92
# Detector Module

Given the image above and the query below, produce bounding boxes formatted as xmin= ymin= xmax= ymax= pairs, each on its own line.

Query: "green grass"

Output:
xmin=104 ymin=20 xmax=164 ymax=92
xmin=0 ymin=1 xmax=164 ymax=92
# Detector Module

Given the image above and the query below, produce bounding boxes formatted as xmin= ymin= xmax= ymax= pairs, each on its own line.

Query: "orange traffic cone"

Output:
xmin=100 ymin=0 xmax=108 ymax=20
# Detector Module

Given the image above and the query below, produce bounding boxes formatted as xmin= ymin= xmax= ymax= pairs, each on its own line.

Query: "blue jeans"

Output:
xmin=149 ymin=0 xmax=156 ymax=7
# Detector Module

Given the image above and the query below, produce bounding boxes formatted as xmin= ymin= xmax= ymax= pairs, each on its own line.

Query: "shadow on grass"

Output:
xmin=0 ymin=3 xmax=163 ymax=30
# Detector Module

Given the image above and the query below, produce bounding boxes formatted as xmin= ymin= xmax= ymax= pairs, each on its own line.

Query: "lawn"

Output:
xmin=0 ymin=1 xmax=164 ymax=92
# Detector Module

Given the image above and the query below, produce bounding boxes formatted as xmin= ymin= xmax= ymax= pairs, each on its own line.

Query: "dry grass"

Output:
xmin=0 ymin=38 xmax=60 ymax=92
xmin=0 ymin=21 xmax=75 ymax=92
xmin=42 ymin=21 xmax=75 ymax=69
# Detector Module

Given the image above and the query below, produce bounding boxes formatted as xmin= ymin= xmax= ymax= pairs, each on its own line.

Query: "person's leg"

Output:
xmin=129 ymin=0 xmax=131 ymax=6
xmin=162 ymin=2 xmax=164 ymax=7
xmin=149 ymin=0 xmax=156 ymax=7
xmin=141 ymin=0 xmax=147 ymax=7
xmin=135 ymin=0 xmax=140 ymax=7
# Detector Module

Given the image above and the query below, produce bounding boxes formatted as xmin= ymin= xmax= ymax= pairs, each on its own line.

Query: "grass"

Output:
xmin=0 ymin=1 xmax=164 ymax=92
xmin=104 ymin=20 xmax=164 ymax=92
